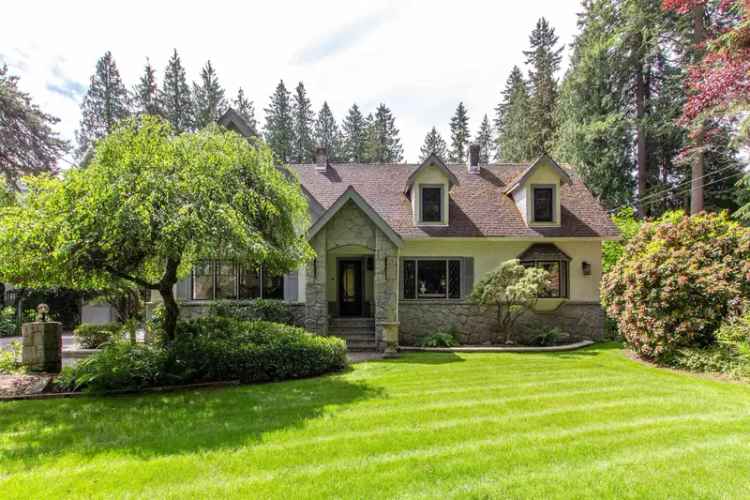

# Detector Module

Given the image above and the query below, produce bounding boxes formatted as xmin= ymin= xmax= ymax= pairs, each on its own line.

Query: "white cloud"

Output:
xmin=1 ymin=0 xmax=582 ymax=163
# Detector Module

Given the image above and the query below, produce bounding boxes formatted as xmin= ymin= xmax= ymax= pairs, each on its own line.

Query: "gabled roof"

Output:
xmin=307 ymin=186 xmax=404 ymax=247
xmin=504 ymin=154 xmax=572 ymax=194
xmin=218 ymin=108 xmax=255 ymax=139
xmin=518 ymin=243 xmax=572 ymax=262
xmin=403 ymin=153 xmax=459 ymax=194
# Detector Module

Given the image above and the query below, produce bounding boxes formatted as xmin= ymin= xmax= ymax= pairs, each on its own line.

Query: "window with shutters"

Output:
xmin=401 ymin=258 xmax=463 ymax=300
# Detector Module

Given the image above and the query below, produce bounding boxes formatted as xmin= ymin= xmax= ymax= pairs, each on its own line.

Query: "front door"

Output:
xmin=338 ymin=260 xmax=363 ymax=317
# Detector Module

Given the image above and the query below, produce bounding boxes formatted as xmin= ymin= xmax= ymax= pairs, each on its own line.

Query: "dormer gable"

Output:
xmin=404 ymin=154 xmax=457 ymax=226
xmin=505 ymin=154 xmax=571 ymax=227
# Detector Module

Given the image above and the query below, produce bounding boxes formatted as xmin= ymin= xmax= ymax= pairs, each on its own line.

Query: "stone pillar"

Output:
xmin=305 ymin=229 xmax=328 ymax=335
xmin=22 ymin=321 xmax=63 ymax=373
xmin=374 ymin=230 xmax=399 ymax=352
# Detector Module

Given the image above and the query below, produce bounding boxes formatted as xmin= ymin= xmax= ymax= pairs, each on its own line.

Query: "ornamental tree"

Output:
xmin=0 ymin=116 xmax=312 ymax=340
xmin=470 ymin=259 xmax=549 ymax=344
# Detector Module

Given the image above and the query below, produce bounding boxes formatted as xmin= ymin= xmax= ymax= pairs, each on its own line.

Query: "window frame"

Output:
xmin=521 ymin=259 xmax=569 ymax=299
xmin=401 ymin=258 xmax=463 ymax=300
xmin=531 ymin=184 xmax=556 ymax=224
xmin=190 ymin=260 xmax=285 ymax=301
xmin=419 ymin=184 xmax=444 ymax=224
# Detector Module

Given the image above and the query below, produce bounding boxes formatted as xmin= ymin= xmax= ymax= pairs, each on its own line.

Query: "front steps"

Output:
xmin=329 ymin=318 xmax=377 ymax=351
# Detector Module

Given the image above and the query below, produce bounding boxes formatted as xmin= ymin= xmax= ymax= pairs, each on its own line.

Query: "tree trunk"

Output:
xmin=690 ymin=5 xmax=707 ymax=215
xmin=158 ymin=257 xmax=181 ymax=342
xmin=635 ymin=61 xmax=649 ymax=216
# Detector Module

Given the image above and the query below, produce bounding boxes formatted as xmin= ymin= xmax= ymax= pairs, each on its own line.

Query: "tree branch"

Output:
xmin=102 ymin=265 xmax=158 ymax=289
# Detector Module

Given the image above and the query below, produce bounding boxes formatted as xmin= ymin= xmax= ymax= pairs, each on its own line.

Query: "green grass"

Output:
xmin=2 ymin=343 xmax=750 ymax=499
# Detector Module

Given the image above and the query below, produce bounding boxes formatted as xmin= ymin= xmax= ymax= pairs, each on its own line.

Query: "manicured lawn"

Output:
xmin=1 ymin=343 xmax=750 ymax=499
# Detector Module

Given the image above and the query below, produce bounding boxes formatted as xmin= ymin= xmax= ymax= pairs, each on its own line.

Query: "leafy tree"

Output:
xmin=601 ymin=208 xmax=643 ymax=272
xmin=495 ymin=66 xmax=533 ymax=162
xmin=449 ymin=102 xmax=471 ymax=162
xmin=233 ymin=88 xmax=258 ymax=136
xmin=132 ymin=60 xmax=162 ymax=117
xmin=470 ymin=259 xmax=549 ymax=344
xmin=0 ymin=65 xmax=68 ymax=189
xmin=524 ymin=17 xmax=563 ymax=156
xmin=291 ymin=81 xmax=315 ymax=163
xmin=75 ymin=51 xmax=130 ymax=158
xmin=264 ymin=80 xmax=294 ymax=162
xmin=160 ymin=49 xmax=194 ymax=133
xmin=475 ymin=114 xmax=494 ymax=163
xmin=419 ymin=126 xmax=448 ymax=161
xmin=314 ymin=101 xmax=342 ymax=161
xmin=0 ymin=117 xmax=312 ymax=340
xmin=192 ymin=60 xmax=227 ymax=129
xmin=342 ymin=103 xmax=368 ymax=162
xmin=365 ymin=103 xmax=403 ymax=163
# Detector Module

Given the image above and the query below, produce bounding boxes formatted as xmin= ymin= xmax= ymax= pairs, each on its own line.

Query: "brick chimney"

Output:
xmin=468 ymin=143 xmax=480 ymax=174
xmin=315 ymin=146 xmax=328 ymax=172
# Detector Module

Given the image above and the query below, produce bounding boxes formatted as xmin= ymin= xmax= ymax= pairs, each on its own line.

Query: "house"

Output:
xmin=171 ymin=110 xmax=619 ymax=350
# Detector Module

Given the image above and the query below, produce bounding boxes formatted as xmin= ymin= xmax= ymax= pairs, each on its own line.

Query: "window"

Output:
xmin=402 ymin=259 xmax=462 ymax=299
xmin=191 ymin=260 xmax=286 ymax=300
xmin=420 ymin=185 xmax=443 ymax=223
xmin=521 ymin=260 xmax=569 ymax=298
xmin=532 ymin=186 xmax=554 ymax=222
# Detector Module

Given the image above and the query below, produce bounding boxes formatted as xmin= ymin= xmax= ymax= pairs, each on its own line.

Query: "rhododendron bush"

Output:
xmin=602 ymin=212 xmax=750 ymax=360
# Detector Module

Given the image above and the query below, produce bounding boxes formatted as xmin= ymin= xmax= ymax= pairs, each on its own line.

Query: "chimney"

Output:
xmin=315 ymin=146 xmax=328 ymax=171
xmin=468 ymin=143 xmax=480 ymax=174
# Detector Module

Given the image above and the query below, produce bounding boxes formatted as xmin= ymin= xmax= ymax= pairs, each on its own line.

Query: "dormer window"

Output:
xmin=420 ymin=185 xmax=443 ymax=223
xmin=532 ymin=186 xmax=555 ymax=223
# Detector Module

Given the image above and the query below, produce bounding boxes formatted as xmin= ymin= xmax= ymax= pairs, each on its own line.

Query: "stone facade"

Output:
xmin=399 ymin=301 xmax=605 ymax=346
xmin=21 ymin=321 xmax=62 ymax=373
xmin=305 ymin=227 xmax=329 ymax=335
xmin=374 ymin=230 xmax=399 ymax=350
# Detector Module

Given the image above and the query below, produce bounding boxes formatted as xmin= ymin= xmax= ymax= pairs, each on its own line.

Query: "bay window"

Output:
xmin=521 ymin=260 xmax=569 ymax=298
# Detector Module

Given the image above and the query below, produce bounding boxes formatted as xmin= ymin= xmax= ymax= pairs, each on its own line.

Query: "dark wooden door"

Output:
xmin=338 ymin=260 xmax=363 ymax=317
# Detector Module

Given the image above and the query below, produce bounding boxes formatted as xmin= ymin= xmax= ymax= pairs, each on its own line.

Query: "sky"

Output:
xmin=1 ymin=0 xmax=583 ymax=164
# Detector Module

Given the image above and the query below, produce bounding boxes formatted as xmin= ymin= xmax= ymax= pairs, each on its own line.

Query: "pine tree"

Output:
xmin=342 ymin=103 xmax=368 ymax=162
xmin=263 ymin=80 xmax=294 ymax=162
xmin=495 ymin=66 xmax=533 ymax=162
xmin=75 ymin=51 xmax=130 ymax=157
xmin=314 ymin=101 xmax=341 ymax=161
xmin=365 ymin=104 xmax=403 ymax=163
xmin=524 ymin=17 xmax=563 ymax=156
xmin=159 ymin=49 xmax=193 ymax=133
xmin=475 ymin=114 xmax=493 ymax=163
xmin=192 ymin=60 xmax=227 ymax=128
xmin=233 ymin=88 xmax=258 ymax=136
xmin=132 ymin=59 xmax=162 ymax=117
xmin=291 ymin=82 xmax=315 ymax=163
xmin=448 ymin=102 xmax=471 ymax=162
xmin=419 ymin=126 xmax=448 ymax=161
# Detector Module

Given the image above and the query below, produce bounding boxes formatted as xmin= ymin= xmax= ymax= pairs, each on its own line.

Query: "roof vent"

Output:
xmin=315 ymin=146 xmax=328 ymax=172
xmin=468 ymin=143 xmax=480 ymax=174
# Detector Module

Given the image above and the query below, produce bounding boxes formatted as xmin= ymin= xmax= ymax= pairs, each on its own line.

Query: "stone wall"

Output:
xmin=398 ymin=301 xmax=605 ymax=346
xmin=305 ymin=228 xmax=328 ymax=334
xmin=374 ymin=230 xmax=399 ymax=350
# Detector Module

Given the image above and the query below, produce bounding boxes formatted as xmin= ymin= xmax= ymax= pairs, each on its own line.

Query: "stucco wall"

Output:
xmin=511 ymin=160 xmax=563 ymax=226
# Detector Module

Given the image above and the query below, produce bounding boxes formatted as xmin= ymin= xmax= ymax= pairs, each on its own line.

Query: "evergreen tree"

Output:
xmin=75 ymin=51 xmax=130 ymax=157
xmin=291 ymin=81 xmax=315 ymax=163
xmin=342 ymin=103 xmax=368 ymax=162
xmin=419 ymin=126 xmax=448 ymax=161
xmin=132 ymin=59 xmax=162 ymax=117
xmin=475 ymin=114 xmax=493 ymax=163
xmin=263 ymin=80 xmax=294 ymax=162
xmin=233 ymin=88 xmax=258 ymax=136
xmin=159 ymin=49 xmax=193 ymax=133
xmin=365 ymin=104 xmax=404 ymax=163
xmin=449 ymin=102 xmax=471 ymax=162
xmin=314 ymin=101 xmax=342 ymax=161
xmin=524 ymin=17 xmax=563 ymax=156
xmin=495 ymin=66 xmax=533 ymax=162
xmin=192 ymin=60 xmax=227 ymax=128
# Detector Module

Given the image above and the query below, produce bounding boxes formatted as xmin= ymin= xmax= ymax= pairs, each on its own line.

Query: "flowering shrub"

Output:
xmin=602 ymin=212 xmax=750 ymax=360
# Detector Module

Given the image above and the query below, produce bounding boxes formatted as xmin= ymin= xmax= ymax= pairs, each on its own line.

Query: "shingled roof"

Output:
xmin=287 ymin=162 xmax=619 ymax=239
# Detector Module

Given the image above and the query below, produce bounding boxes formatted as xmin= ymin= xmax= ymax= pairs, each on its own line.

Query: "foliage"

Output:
xmin=470 ymin=259 xmax=549 ymax=344
xmin=365 ymin=104 xmax=404 ymax=162
xmin=208 ymin=299 xmax=293 ymax=324
xmin=474 ymin=114 xmax=494 ymax=163
xmin=233 ymin=88 xmax=258 ymax=136
xmin=602 ymin=212 xmax=750 ymax=360
xmin=419 ymin=126 xmax=448 ymax=161
xmin=448 ymin=102 xmax=471 ymax=162
xmin=0 ymin=306 xmax=18 ymax=337
xmin=418 ymin=329 xmax=460 ymax=348
xmin=76 ymin=51 xmax=130 ymax=158
xmin=264 ymin=80 xmax=294 ymax=162
xmin=131 ymin=60 xmax=162 ymax=117
xmin=0 ymin=116 xmax=312 ymax=341
xmin=523 ymin=324 xmax=571 ymax=347
xmin=0 ymin=65 xmax=68 ymax=189
xmin=192 ymin=60 xmax=227 ymax=129
xmin=93 ymin=281 xmax=143 ymax=323
xmin=73 ymin=322 xmax=123 ymax=349
xmin=663 ymin=344 xmax=750 ymax=378
xmin=56 ymin=340 xmax=172 ymax=392
xmin=159 ymin=49 xmax=194 ymax=133
xmin=716 ymin=306 xmax=750 ymax=355
xmin=341 ymin=103 xmax=368 ymax=162
xmin=494 ymin=66 xmax=534 ymax=162
xmin=602 ymin=208 xmax=643 ymax=272
xmin=292 ymin=82 xmax=315 ymax=163
xmin=0 ymin=340 xmax=22 ymax=374
xmin=314 ymin=102 xmax=342 ymax=161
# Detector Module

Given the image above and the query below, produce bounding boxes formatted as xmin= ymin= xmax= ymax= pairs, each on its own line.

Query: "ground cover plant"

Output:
xmin=2 ymin=344 xmax=750 ymax=498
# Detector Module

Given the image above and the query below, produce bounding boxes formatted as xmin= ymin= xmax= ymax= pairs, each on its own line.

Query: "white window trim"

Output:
xmin=529 ymin=183 xmax=559 ymax=226
xmin=417 ymin=184 xmax=449 ymax=226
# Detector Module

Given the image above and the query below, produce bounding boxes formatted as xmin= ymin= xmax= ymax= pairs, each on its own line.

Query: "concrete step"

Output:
xmin=330 ymin=318 xmax=375 ymax=327
xmin=328 ymin=326 xmax=376 ymax=335
xmin=346 ymin=340 xmax=378 ymax=351
xmin=331 ymin=333 xmax=376 ymax=343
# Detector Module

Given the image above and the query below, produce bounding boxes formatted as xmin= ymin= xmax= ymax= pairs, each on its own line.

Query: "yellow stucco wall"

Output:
xmin=512 ymin=160 xmax=563 ymax=227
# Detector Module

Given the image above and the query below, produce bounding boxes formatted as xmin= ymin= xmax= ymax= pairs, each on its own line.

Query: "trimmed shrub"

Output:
xmin=74 ymin=322 xmax=123 ymax=349
xmin=208 ymin=299 xmax=293 ymax=324
xmin=602 ymin=212 xmax=750 ymax=360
